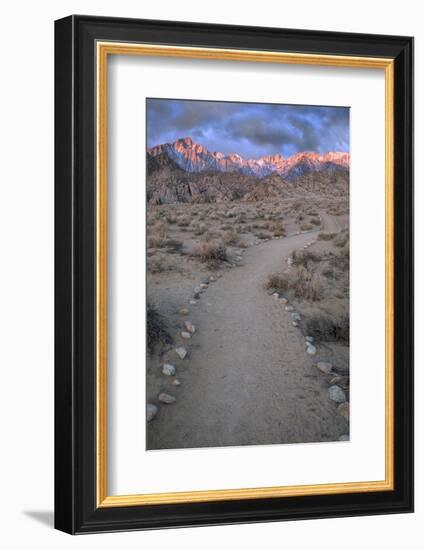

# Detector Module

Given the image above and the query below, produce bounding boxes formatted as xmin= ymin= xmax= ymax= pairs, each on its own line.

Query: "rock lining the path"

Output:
xmin=330 ymin=375 xmax=349 ymax=389
xmin=162 ymin=363 xmax=176 ymax=376
xmin=175 ymin=346 xmax=188 ymax=359
xmin=147 ymin=403 xmax=158 ymax=421
xmin=337 ymin=401 xmax=350 ymax=420
xmin=184 ymin=321 xmax=196 ymax=334
xmin=316 ymin=361 xmax=333 ymax=374
xmin=328 ymin=385 xmax=346 ymax=403
xmin=158 ymin=393 xmax=177 ymax=404
xmin=306 ymin=344 xmax=317 ymax=355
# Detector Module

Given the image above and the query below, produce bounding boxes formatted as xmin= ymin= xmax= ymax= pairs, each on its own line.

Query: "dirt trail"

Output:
xmin=148 ymin=229 xmax=347 ymax=450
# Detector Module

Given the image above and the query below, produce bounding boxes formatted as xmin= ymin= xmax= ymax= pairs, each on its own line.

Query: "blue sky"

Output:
xmin=146 ymin=98 xmax=349 ymax=159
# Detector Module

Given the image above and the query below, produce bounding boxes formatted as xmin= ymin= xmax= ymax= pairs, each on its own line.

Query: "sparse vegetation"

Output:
xmin=305 ymin=312 xmax=349 ymax=343
xmin=318 ymin=231 xmax=336 ymax=240
xmin=300 ymin=223 xmax=313 ymax=231
xmin=192 ymin=240 xmax=227 ymax=264
xmin=163 ymin=239 xmax=183 ymax=253
xmin=266 ymin=273 xmax=290 ymax=292
xmin=177 ymin=216 xmax=190 ymax=227
xmin=148 ymin=235 xmax=165 ymax=248
xmin=146 ymin=302 xmax=173 ymax=353
xmin=147 ymin=256 xmax=164 ymax=273
xmin=222 ymin=230 xmax=242 ymax=246
xmin=193 ymin=223 xmax=207 ymax=236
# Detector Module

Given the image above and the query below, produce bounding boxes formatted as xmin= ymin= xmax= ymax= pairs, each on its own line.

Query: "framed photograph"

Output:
xmin=54 ymin=15 xmax=413 ymax=533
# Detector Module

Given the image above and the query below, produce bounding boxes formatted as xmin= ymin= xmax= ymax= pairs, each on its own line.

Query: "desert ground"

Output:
xmin=146 ymin=196 xmax=350 ymax=450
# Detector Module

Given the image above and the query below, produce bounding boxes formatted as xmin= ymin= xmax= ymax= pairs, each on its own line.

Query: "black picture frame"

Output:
xmin=55 ymin=14 xmax=414 ymax=534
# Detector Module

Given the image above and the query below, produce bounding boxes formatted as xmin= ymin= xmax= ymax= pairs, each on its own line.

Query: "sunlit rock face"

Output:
xmin=147 ymin=137 xmax=349 ymax=181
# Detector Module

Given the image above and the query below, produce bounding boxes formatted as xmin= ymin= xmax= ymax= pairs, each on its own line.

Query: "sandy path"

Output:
xmin=148 ymin=230 xmax=347 ymax=449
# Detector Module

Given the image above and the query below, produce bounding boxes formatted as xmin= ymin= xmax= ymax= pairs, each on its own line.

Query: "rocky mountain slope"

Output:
xmin=148 ymin=136 xmax=349 ymax=181
xmin=146 ymin=151 xmax=349 ymax=204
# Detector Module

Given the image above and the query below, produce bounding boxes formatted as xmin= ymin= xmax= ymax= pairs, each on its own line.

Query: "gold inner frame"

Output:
xmin=96 ymin=42 xmax=395 ymax=508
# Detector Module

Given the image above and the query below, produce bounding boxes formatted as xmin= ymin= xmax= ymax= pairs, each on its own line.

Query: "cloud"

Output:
xmin=147 ymin=98 xmax=349 ymax=158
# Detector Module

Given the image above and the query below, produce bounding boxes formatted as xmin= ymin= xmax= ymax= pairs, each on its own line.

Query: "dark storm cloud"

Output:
xmin=146 ymin=98 xmax=349 ymax=158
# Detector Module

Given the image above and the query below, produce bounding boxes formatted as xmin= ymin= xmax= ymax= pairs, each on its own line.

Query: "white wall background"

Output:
xmin=0 ymin=0 xmax=420 ymax=547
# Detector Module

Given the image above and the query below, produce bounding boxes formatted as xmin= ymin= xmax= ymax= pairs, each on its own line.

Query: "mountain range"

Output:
xmin=146 ymin=137 xmax=349 ymax=204
xmin=147 ymin=136 xmax=349 ymax=181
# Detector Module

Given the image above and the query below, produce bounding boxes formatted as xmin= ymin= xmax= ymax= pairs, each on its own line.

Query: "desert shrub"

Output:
xmin=255 ymin=231 xmax=271 ymax=240
xmin=222 ymin=230 xmax=241 ymax=246
xmin=154 ymin=221 xmax=168 ymax=236
xmin=165 ymin=214 xmax=177 ymax=224
xmin=192 ymin=240 xmax=227 ymax=263
xmin=147 ymin=235 xmax=165 ymax=248
xmin=193 ymin=223 xmax=207 ymax=236
xmin=146 ymin=303 xmax=173 ymax=353
xmin=270 ymin=267 xmax=324 ymax=302
xmin=333 ymin=232 xmax=347 ymax=247
xmin=329 ymin=252 xmax=349 ymax=272
xmin=203 ymin=230 xmax=220 ymax=241
xmin=220 ymin=224 xmax=232 ymax=231
xmin=322 ymin=267 xmax=337 ymax=279
xmin=305 ymin=312 xmax=349 ymax=343
xmin=291 ymin=267 xmax=324 ymax=301
xmin=253 ymin=222 xmax=271 ymax=230
xmin=163 ymin=239 xmax=183 ymax=253
xmin=177 ymin=216 xmax=190 ymax=227
xmin=292 ymin=249 xmax=323 ymax=268
xmin=310 ymin=217 xmax=321 ymax=226
xmin=266 ymin=273 xmax=290 ymax=292
xmin=300 ymin=223 xmax=313 ymax=231
xmin=318 ymin=232 xmax=336 ymax=241
xmin=343 ymin=241 xmax=349 ymax=257
xmin=271 ymin=223 xmax=286 ymax=237
xmin=147 ymin=257 xmax=163 ymax=273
